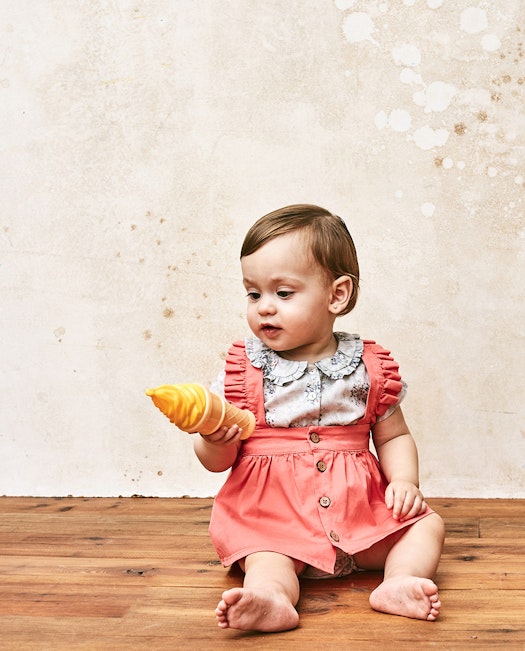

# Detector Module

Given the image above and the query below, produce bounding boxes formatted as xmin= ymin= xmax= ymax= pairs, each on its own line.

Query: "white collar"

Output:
xmin=245 ymin=332 xmax=364 ymax=386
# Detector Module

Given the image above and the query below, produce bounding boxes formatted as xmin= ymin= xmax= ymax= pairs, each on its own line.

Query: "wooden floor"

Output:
xmin=0 ymin=498 xmax=523 ymax=650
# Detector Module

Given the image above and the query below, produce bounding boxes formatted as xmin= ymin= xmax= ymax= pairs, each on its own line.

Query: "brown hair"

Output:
xmin=241 ymin=204 xmax=359 ymax=315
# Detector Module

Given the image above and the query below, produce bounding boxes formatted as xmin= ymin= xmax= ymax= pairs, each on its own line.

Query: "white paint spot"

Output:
xmin=395 ymin=190 xmax=403 ymax=199
xmin=457 ymin=161 xmax=466 ymax=170
xmin=413 ymin=81 xmax=457 ymax=112
xmin=392 ymin=43 xmax=421 ymax=67
xmin=335 ymin=0 xmax=356 ymax=9
xmin=413 ymin=125 xmax=450 ymax=150
xmin=442 ymin=157 xmax=454 ymax=169
xmin=342 ymin=12 xmax=379 ymax=46
xmin=487 ymin=166 xmax=497 ymax=177
xmin=375 ymin=110 xmax=388 ymax=129
xmin=400 ymin=68 xmax=423 ymax=85
xmin=427 ymin=0 xmax=443 ymax=7
xmin=460 ymin=7 xmax=488 ymax=34
xmin=457 ymin=87 xmax=491 ymax=107
xmin=403 ymin=0 xmax=416 ymax=6
xmin=379 ymin=3 xmax=389 ymax=13
xmin=388 ymin=109 xmax=412 ymax=132
xmin=514 ymin=175 xmax=524 ymax=185
xmin=421 ymin=202 xmax=436 ymax=217
xmin=482 ymin=34 xmax=501 ymax=52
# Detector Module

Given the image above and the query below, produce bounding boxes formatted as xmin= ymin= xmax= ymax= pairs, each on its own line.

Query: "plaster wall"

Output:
xmin=0 ymin=1 xmax=523 ymax=497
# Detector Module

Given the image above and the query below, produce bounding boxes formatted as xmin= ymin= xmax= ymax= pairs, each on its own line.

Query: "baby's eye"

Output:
xmin=277 ymin=290 xmax=294 ymax=299
xmin=246 ymin=291 xmax=261 ymax=301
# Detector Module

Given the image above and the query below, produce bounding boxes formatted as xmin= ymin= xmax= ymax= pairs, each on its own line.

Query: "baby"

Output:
xmin=193 ymin=204 xmax=445 ymax=631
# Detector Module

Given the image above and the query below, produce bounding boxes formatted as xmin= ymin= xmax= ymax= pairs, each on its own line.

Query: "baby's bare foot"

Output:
xmin=215 ymin=587 xmax=299 ymax=632
xmin=369 ymin=576 xmax=441 ymax=621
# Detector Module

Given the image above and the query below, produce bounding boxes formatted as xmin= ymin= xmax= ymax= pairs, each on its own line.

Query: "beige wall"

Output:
xmin=1 ymin=1 xmax=523 ymax=497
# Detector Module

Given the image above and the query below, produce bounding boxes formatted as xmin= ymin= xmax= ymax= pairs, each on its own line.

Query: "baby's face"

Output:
xmin=241 ymin=232 xmax=339 ymax=363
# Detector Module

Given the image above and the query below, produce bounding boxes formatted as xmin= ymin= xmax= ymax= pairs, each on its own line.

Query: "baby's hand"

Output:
xmin=385 ymin=480 xmax=427 ymax=522
xmin=200 ymin=424 xmax=243 ymax=446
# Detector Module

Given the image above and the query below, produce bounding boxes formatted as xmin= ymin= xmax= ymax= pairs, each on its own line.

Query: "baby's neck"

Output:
xmin=277 ymin=334 xmax=338 ymax=364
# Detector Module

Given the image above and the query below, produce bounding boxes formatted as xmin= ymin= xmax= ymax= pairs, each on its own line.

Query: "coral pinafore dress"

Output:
xmin=208 ymin=338 xmax=432 ymax=575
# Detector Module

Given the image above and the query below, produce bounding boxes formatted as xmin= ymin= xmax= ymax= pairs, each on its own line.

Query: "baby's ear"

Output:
xmin=329 ymin=275 xmax=352 ymax=314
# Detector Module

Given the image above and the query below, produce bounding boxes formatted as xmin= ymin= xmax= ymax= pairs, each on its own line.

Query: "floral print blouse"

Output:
xmin=212 ymin=332 xmax=406 ymax=428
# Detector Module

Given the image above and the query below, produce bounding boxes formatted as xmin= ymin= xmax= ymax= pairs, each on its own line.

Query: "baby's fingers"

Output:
xmin=391 ymin=490 xmax=410 ymax=520
xmin=399 ymin=495 xmax=427 ymax=521
xmin=204 ymin=424 xmax=242 ymax=444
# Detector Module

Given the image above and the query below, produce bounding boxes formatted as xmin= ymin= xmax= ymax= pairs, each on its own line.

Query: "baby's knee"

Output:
xmin=426 ymin=512 xmax=446 ymax=542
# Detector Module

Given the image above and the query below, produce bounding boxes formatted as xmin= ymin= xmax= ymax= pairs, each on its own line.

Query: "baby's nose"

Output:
xmin=257 ymin=295 xmax=277 ymax=315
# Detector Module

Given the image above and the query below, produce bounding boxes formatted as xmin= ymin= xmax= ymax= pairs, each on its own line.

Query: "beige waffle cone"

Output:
xmin=195 ymin=387 xmax=255 ymax=439
xmin=221 ymin=400 xmax=256 ymax=440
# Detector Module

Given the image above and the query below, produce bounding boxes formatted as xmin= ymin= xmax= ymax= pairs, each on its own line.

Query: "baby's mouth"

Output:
xmin=261 ymin=324 xmax=281 ymax=337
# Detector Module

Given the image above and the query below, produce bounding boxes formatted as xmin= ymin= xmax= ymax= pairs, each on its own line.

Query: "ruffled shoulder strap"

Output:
xmin=224 ymin=340 xmax=265 ymax=423
xmin=361 ymin=340 xmax=404 ymax=422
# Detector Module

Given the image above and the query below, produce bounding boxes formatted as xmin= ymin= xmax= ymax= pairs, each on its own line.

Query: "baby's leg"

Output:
xmin=215 ymin=552 xmax=304 ymax=632
xmin=356 ymin=513 xmax=445 ymax=621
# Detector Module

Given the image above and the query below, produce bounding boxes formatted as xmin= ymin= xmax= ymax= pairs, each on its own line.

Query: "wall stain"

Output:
xmin=163 ymin=307 xmax=174 ymax=319
xmin=492 ymin=75 xmax=512 ymax=86
xmin=53 ymin=326 xmax=66 ymax=343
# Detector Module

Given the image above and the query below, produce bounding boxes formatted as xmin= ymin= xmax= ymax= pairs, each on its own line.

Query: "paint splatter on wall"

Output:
xmin=0 ymin=1 xmax=523 ymax=498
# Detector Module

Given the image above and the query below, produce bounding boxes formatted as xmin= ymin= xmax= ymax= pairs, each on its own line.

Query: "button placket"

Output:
xmin=309 ymin=428 xmax=340 ymax=546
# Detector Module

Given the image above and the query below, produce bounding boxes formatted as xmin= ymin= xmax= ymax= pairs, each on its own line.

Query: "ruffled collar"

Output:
xmin=245 ymin=332 xmax=364 ymax=386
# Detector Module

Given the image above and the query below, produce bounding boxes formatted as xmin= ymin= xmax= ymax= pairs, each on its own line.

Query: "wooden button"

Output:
xmin=310 ymin=432 xmax=320 ymax=443
xmin=316 ymin=461 xmax=327 ymax=472
xmin=319 ymin=496 xmax=331 ymax=508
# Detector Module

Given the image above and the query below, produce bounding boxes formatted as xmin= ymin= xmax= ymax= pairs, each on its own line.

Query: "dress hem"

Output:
xmin=213 ymin=508 xmax=434 ymax=575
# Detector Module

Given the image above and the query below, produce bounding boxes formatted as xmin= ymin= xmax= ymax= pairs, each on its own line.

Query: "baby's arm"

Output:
xmin=193 ymin=424 xmax=243 ymax=472
xmin=371 ymin=407 xmax=427 ymax=521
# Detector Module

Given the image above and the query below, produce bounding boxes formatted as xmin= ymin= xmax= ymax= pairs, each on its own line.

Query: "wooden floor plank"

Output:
xmin=0 ymin=497 xmax=523 ymax=650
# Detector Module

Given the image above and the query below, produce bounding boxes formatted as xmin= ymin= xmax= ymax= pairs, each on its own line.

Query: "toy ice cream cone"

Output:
xmin=145 ymin=383 xmax=255 ymax=440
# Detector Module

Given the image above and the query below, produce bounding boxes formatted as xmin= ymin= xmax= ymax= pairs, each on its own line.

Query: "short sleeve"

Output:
xmin=375 ymin=380 xmax=407 ymax=422
xmin=361 ymin=340 xmax=405 ymax=422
